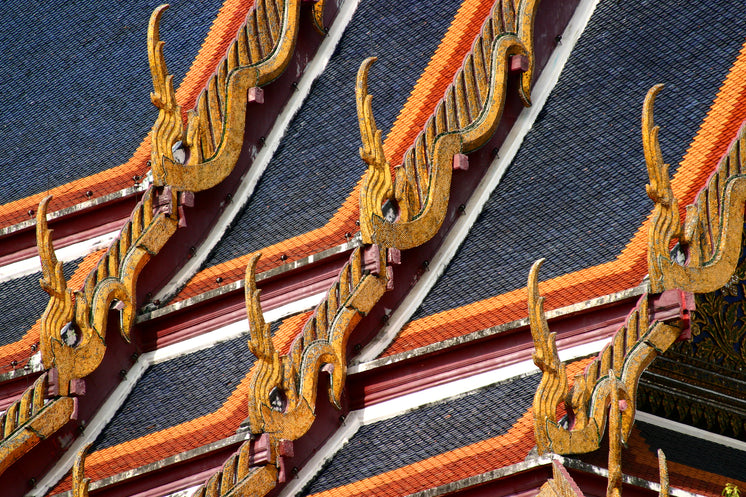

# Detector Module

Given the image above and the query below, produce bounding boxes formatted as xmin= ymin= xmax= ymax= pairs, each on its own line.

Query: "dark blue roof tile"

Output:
xmin=409 ymin=0 xmax=746 ymax=321
xmin=637 ymin=420 xmax=746 ymax=482
xmin=91 ymin=333 xmax=256 ymax=451
xmin=301 ymin=372 xmax=539 ymax=495
xmin=0 ymin=0 xmax=222 ymax=204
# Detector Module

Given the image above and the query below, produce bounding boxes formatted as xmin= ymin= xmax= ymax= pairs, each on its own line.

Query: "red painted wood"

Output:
xmin=0 ymin=194 xmax=136 ymax=266
xmin=348 ymin=290 xmax=685 ymax=410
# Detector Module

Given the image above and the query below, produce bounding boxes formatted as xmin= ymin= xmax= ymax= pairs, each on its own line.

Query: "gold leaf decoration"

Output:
xmin=359 ymin=0 xmax=540 ymax=249
xmin=193 ymin=246 xmax=389 ymax=496
xmin=645 ymin=84 xmax=746 ymax=294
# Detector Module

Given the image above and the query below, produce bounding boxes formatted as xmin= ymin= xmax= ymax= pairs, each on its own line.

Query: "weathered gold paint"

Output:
xmin=359 ymin=0 xmax=539 ymax=250
xmin=153 ymin=0 xmax=304 ymax=192
xmin=194 ymin=247 xmax=388 ymax=496
xmin=528 ymin=259 xmax=681 ymax=455
xmin=645 ymin=84 xmax=746 ymax=294
xmin=0 ymin=396 xmax=74 ymax=477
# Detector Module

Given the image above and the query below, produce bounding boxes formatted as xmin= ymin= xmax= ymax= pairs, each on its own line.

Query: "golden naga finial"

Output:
xmin=245 ymin=253 xmax=283 ymax=434
xmin=357 ymin=57 xmax=393 ymax=244
xmin=644 ymin=83 xmax=746 ymax=293
xmin=36 ymin=196 xmax=75 ymax=369
xmin=529 ymin=259 xmax=681 ymax=455
xmin=528 ymin=259 xmax=568 ymax=453
xmin=642 ymin=84 xmax=675 ymax=207
xmin=72 ymin=443 xmax=92 ymax=497
xmin=36 ymin=196 xmax=107 ymax=396
xmin=148 ymin=4 xmax=185 ymax=184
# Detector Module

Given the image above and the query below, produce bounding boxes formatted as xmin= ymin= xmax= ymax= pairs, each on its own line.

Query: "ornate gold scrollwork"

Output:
xmin=0 ymin=373 xmax=75 ymax=477
xmin=357 ymin=57 xmax=394 ymax=244
xmin=148 ymin=4 xmax=185 ymax=186
xmin=359 ymin=0 xmax=539 ymax=249
xmin=37 ymin=189 xmax=177 ymax=396
xmin=645 ymin=84 xmax=746 ymax=294
xmin=528 ymin=259 xmax=681 ymax=455
xmin=192 ymin=246 xmax=389 ymax=496
xmin=151 ymin=0 xmax=304 ymax=191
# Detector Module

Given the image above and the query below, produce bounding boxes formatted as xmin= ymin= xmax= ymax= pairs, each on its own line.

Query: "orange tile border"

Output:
xmin=385 ymin=37 xmax=746 ymax=357
xmin=307 ymin=359 xmax=591 ymax=497
xmin=175 ymin=0 xmax=497 ymax=302
xmin=0 ymin=0 xmax=253 ymax=228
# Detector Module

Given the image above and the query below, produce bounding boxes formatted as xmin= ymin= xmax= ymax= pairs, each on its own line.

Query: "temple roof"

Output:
xmin=1 ymin=0 xmax=746 ymax=496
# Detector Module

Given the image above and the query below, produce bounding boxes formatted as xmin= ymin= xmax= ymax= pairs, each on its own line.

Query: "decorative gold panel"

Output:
xmin=528 ymin=259 xmax=681 ymax=455
xmin=359 ymin=0 xmax=539 ymax=249
xmin=37 ymin=190 xmax=178 ymax=396
xmin=645 ymin=84 xmax=746 ymax=294
xmin=151 ymin=0 xmax=307 ymax=191
xmin=191 ymin=246 xmax=389 ymax=496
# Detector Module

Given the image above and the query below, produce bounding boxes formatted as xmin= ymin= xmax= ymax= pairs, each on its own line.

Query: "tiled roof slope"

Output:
xmin=302 ymin=359 xmax=591 ymax=497
xmin=50 ymin=311 xmax=310 ymax=494
xmin=0 ymin=259 xmax=79 ymax=348
xmin=636 ymin=421 xmax=746 ymax=484
xmin=383 ymin=0 xmax=746 ymax=356
xmin=0 ymin=0 xmax=249 ymax=228
xmin=579 ymin=422 xmax=746 ymax=496
xmin=90 ymin=334 xmax=255 ymax=452
xmin=201 ymin=0 xmax=464 ymax=266
xmin=174 ymin=0 xmax=498 ymax=301
xmin=0 ymin=1 xmax=221 ymax=207
xmin=302 ymin=372 xmax=540 ymax=496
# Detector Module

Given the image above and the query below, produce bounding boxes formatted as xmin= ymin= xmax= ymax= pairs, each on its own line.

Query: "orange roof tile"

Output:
xmin=307 ymin=359 xmax=591 ymax=497
xmin=0 ymin=0 xmax=253 ymax=229
xmin=384 ymin=36 xmax=746 ymax=357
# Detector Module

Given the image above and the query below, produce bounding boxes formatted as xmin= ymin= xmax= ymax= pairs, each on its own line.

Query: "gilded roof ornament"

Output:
xmin=357 ymin=57 xmax=394 ymax=244
xmin=0 ymin=372 xmax=75 ymax=477
xmin=71 ymin=443 xmax=92 ymax=497
xmin=152 ymin=0 xmax=305 ymax=191
xmin=148 ymin=4 xmax=185 ymax=186
xmin=359 ymin=0 xmax=539 ymax=249
xmin=193 ymin=245 xmax=390 ymax=496
xmin=645 ymin=84 xmax=746 ymax=293
xmin=35 ymin=191 xmax=178 ymax=399
xmin=528 ymin=259 xmax=681 ymax=455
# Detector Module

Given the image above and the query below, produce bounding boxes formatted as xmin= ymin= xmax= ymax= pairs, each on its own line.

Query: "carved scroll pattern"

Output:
xmin=0 ymin=372 xmax=75 ymax=476
xmin=645 ymin=84 xmax=746 ymax=294
xmin=528 ymin=259 xmax=681 ymax=455
xmin=5 ymin=0 xmax=317 ymax=477
xmin=153 ymin=0 xmax=322 ymax=191
xmin=37 ymin=190 xmax=178 ymax=398
xmin=191 ymin=247 xmax=389 ymax=497
xmin=359 ymin=0 xmax=539 ymax=249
